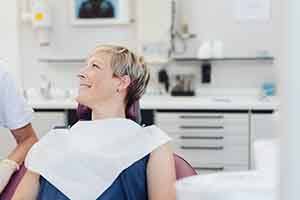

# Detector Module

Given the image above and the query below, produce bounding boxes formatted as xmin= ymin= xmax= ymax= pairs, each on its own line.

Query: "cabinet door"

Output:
xmin=32 ymin=111 xmax=67 ymax=139
xmin=250 ymin=112 xmax=278 ymax=169
xmin=251 ymin=113 xmax=278 ymax=140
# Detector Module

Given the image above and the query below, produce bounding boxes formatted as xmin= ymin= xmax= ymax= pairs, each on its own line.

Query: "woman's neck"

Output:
xmin=91 ymin=102 xmax=126 ymax=120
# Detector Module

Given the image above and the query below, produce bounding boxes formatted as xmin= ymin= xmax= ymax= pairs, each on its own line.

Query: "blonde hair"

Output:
xmin=92 ymin=45 xmax=150 ymax=106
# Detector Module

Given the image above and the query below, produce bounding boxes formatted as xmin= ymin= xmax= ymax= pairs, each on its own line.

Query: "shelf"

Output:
xmin=38 ymin=57 xmax=170 ymax=65
xmin=39 ymin=56 xmax=274 ymax=64
xmin=173 ymin=56 xmax=274 ymax=62
xmin=38 ymin=58 xmax=86 ymax=63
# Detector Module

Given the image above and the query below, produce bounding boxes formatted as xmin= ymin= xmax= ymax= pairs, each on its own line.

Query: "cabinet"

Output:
xmin=250 ymin=111 xmax=278 ymax=168
xmin=251 ymin=112 xmax=278 ymax=140
xmin=32 ymin=110 xmax=67 ymax=139
xmin=155 ymin=111 xmax=250 ymax=173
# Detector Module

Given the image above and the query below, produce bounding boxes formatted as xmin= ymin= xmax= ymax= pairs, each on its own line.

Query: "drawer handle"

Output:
xmin=181 ymin=146 xmax=224 ymax=150
xmin=180 ymin=115 xmax=224 ymax=119
xmin=194 ymin=167 xmax=224 ymax=171
xmin=181 ymin=136 xmax=224 ymax=140
xmin=180 ymin=126 xmax=224 ymax=130
xmin=53 ymin=126 xmax=69 ymax=129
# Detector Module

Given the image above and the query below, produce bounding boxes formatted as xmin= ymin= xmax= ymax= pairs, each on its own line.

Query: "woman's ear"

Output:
xmin=117 ymin=75 xmax=131 ymax=92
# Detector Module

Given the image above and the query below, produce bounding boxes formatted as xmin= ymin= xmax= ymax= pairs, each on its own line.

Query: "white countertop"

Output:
xmin=27 ymin=95 xmax=279 ymax=111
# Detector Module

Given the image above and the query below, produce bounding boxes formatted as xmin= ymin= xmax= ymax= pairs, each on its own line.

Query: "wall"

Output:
xmin=20 ymin=0 xmax=137 ymax=89
xmin=280 ymin=0 xmax=300 ymax=199
xmin=19 ymin=0 xmax=281 ymax=91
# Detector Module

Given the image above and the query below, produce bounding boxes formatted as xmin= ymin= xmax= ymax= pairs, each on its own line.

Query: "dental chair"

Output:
xmin=0 ymin=101 xmax=197 ymax=200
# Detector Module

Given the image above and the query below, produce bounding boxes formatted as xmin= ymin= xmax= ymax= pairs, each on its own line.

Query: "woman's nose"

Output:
xmin=78 ymin=66 xmax=89 ymax=79
xmin=77 ymin=73 xmax=86 ymax=80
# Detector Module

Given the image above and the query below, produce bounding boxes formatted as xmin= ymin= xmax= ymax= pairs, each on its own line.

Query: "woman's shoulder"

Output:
xmin=149 ymin=142 xmax=173 ymax=160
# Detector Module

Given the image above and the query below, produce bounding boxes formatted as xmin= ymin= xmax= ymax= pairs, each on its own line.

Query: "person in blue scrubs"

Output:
xmin=12 ymin=45 xmax=176 ymax=200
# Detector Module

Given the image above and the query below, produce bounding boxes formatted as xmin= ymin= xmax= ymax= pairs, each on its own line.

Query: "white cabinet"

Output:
xmin=251 ymin=113 xmax=278 ymax=140
xmin=250 ymin=112 xmax=278 ymax=168
xmin=32 ymin=111 xmax=67 ymax=139
xmin=155 ymin=111 xmax=250 ymax=174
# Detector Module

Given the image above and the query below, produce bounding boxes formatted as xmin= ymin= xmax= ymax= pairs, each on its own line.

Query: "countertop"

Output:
xmin=28 ymin=95 xmax=279 ymax=111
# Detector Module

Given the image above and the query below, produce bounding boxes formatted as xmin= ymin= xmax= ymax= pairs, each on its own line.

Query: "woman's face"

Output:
xmin=76 ymin=52 xmax=121 ymax=108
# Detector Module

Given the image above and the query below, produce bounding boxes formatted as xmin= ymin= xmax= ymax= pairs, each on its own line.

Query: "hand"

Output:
xmin=0 ymin=159 xmax=19 ymax=194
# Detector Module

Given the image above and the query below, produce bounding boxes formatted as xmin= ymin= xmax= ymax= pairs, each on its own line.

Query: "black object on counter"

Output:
xmin=158 ymin=69 xmax=170 ymax=92
xmin=171 ymin=90 xmax=195 ymax=96
xmin=201 ymin=62 xmax=211 ymax=84
xmin=170 ymin=75 xmax=195 ymax=96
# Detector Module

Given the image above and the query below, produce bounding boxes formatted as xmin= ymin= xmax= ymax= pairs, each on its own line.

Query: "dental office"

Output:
xmin=0 ymin=0 xmax=298 ymax=199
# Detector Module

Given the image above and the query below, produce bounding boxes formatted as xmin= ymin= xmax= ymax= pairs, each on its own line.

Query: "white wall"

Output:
xmin=20 ymin=0 xmax=137 ymax=89
xmin=19 ymin=0 xmax=281 ymax=91
xmin=175 ymin=0 xmax=281 ymax=89
xmin=280 ymin=0 xmax=300 ymax=199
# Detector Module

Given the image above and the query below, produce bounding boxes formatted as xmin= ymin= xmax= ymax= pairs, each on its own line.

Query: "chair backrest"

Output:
xmin=174 ymin=154 xmax=197 ymax=179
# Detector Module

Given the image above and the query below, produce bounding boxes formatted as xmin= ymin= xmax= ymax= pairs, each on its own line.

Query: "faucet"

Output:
xmin=40 ymin=74 xmax=52 ymax=99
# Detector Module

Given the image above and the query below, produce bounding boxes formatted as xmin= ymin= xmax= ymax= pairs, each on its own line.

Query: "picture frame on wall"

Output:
xmin=70 ymin=0 xmax=131 ymax=26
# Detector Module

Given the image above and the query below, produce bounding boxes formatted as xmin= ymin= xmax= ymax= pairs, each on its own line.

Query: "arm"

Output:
xmin=147 ymin=143 xmax=176 ymax=200
xmin=8 ymin=123 xmax=38 ymax=165
xmin=11 ymin=171 xmax=40 ymax=200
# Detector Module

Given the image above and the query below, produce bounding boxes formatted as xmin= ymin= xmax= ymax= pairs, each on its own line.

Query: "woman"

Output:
xmin=0 ymin=66 xmax=38 ymax=194
xmin=12 ymin=45 xmax=176 ymax=200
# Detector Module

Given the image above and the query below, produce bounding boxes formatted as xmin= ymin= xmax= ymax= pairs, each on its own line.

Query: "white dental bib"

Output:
xmin=25 ymin=118 xmax=171 ymax=200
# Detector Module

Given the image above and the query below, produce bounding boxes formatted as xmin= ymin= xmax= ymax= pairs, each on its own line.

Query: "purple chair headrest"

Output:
xmin=77 ymin=101 xmax=142 ymax=124
xmin=173 ymin=154 xmax=197 ymax=180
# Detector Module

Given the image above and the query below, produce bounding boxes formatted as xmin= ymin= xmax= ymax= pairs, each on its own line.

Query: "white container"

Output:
xmin=197 ymin=41 xmax=212 ymax=59
xmin=212 ymin=40 xmax=224 ymax=58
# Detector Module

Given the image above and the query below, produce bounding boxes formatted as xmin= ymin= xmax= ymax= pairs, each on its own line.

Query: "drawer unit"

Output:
xmin=155 ymin=111 xmax=250 ymax=173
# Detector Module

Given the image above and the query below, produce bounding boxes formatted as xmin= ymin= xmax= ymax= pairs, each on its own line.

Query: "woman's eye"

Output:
xmin=92 ymin=63 xmax=101 ymax=69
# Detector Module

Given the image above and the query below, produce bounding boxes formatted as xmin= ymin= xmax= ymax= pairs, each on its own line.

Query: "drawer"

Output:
xmin=156 ymin=113 xmax=248 ymax=124
xmin=176 ymin=146 xmax=249 ymax=166
xmin=156 ymin=112 xmax=225 ymax=123
xmin=173 ymin=135 xmax=249 ymax=147
xmin=159 ymin=125 xmax=248 ymax=137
